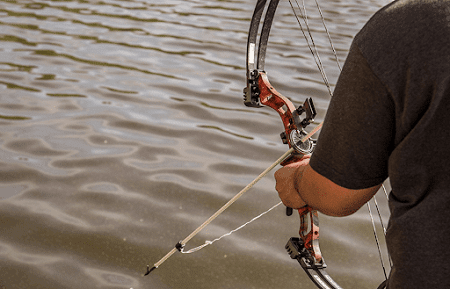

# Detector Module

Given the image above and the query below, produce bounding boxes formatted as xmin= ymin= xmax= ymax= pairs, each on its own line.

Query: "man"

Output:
xmin=274 ymin=0 xmax=450 ymax=288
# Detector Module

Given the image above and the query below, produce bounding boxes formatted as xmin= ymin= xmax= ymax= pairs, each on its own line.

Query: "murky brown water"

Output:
xmin=0 ymin=0 xmax=392 ymax=288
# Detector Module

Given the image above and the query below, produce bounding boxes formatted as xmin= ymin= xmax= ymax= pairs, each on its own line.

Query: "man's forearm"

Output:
xmin=298 ymin=164 xmax=381 ymax=217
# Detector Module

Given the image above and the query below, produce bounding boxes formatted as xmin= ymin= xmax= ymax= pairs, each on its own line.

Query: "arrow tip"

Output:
xmin=144 ymin=265 xmax=157 ymax=276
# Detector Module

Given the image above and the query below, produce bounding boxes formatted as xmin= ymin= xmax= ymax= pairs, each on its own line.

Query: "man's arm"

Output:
xmin=275 ymin=160 xmax=382 ymax=217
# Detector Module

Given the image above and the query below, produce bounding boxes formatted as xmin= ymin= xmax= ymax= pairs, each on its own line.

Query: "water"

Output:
xmin=0 ymin=0 xmax=391 ymax=288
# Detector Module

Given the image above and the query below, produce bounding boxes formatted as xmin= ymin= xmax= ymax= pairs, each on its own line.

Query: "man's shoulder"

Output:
xmin=358 ymin=0 xmax=449 ymax=44
xmin=361 ymin=0 xmax=450 ymax=28
xmin=352 ymin=0 xmax=450 ymax=86
xmin=356 ymin=0 xmax=450 ymax=46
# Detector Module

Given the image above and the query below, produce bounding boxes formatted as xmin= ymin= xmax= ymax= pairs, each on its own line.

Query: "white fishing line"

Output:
xmin=180 ymin=201 xmax=283 ymax=254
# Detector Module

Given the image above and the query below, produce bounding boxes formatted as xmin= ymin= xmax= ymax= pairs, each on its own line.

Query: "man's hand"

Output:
xmin=274 ymin=155 xmax=310 ymax=209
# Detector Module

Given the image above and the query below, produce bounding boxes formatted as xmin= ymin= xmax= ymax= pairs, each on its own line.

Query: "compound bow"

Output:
xmin=244 ymin=1 xmax=387 ymax=289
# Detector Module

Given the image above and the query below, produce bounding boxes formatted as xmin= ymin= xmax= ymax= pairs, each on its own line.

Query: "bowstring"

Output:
xmin=288 ymin=0 xmax=333 ymax=96
xmin=378 ymin=185 xmax=393 ymax=268
xmin=288 ymin=0 xmax=392 ymax=278
xmin=313 ymin=0 xmax=342 ymax=71
xmin=367 ymin=202 xmax=388 ymax=280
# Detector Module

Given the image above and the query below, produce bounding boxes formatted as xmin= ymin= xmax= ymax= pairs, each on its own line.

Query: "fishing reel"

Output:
xmin=279 ymin=97 xmax=316 ymax=165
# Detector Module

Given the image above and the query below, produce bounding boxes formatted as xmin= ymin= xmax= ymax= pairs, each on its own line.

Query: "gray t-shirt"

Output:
xmin=309 ymin=0 xmax=450 ymax=287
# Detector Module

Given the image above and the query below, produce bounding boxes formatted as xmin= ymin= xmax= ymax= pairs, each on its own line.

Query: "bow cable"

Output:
xmin=312 ymin=0 xmax=342 ymax=71
xmin=288 ymin=0 xmax=333 ymax=96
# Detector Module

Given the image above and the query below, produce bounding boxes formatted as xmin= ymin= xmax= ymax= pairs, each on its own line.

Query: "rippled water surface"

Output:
xmin=0 ymin=0 xmax=392 ymax=288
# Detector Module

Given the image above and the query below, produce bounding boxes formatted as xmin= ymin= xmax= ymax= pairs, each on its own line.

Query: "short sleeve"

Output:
xmin=309 ymin=42 xmax=395 ymax=189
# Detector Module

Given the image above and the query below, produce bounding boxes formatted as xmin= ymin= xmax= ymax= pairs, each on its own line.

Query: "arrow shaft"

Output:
xmin=147 ymin=123 xmax=323 ymax=273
